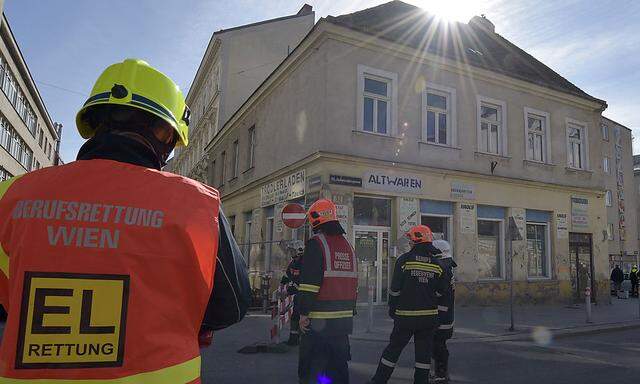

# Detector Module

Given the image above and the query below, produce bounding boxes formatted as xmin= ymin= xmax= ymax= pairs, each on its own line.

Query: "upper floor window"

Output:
xmin=231 ymin=139 xmax=239 ymax=179
xmin=357 ymin=65 xmax=397 ymax=136
xmin=423 ymin=84 xmax=456 ymax=146
xmin=601 ymin=123 xmax=609 ymax=141
xmin=220 ymin=151 xmax=226 ymax=185
xmin=0 ymin=166 xmax=12 ymax=181
xmin=248 ymin=126 xmax=256 ymax=169
xmin=477 ymin=96 xmax=507 ymax=156
xmin=566 ymin=120 xmax=588 ymax=170
xmin=603 ymin=157 xmax=610 ymax=174
xmin=524 ymin=108 xmax=550 ymax=163
xmin=605 ymin=190 xmax=613 ymax=206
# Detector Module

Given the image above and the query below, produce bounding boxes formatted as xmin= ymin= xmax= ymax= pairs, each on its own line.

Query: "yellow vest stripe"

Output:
xmin=0 ymin=356 xmax=200 ymax=383
xmin=403 ymin=262 xmax=442 ymax=274
xmin=299 ymin=284 xmax=320 ymax=293
xmin=308 ymin=310 xmax=353 ymax=319
xmin=395 ymin=309 xmax=438 ymax=316
xmin=0 ymin=176 xmax=22 ymax=279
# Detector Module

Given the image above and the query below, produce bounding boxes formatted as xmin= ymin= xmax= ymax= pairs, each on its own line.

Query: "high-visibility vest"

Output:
xmin=0 ymin=159 xmax=220 ymax=383
xmin=307 ymin=233 xmax=357 ymax=319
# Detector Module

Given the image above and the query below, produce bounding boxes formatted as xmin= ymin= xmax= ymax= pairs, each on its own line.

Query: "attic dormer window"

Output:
xmin=467 ymin=47 xmax=483 ymax=56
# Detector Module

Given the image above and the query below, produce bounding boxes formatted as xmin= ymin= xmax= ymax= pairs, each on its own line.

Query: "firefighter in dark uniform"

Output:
xmin=298 ymin=199 xmax=358 ymax=384
xmin=431 ymin=239 xmax=456 ymax=383
xmin=281 ymin=240 xmax=304 ymax=345
xmin=367 ymin=225 xmax=448 ymax=384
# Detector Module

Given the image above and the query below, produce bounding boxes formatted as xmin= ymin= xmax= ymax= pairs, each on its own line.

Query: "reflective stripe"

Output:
xmin=290 ymin=331 xmax=299 ymax=335
xmin=395 ymin=309 xmax=438 ymax=316
xmin=0 ymin=356 xmax=201 ymax=383
xmin=314 ymin=234 xmax=358 ymax=278
xmin=308 ymin=310 xmax=353 ymax=319
xmin=403 ymin=262 xmax=442 ymax=274
xmin=299 ymin=284 xmax=320 ymax=293
xmin=0 ymin=176 xmax=23 ymax=279
xmin=438 ymin=305 xmax=449 ymax=312
xmin=389 ymin=290 xmax=401 ymax=297
xmin=439 ymin=322 xmax=454 ymax=330
xmin=415 ymin=362 xmax=431 ymax=369
xmin=435 ymin=292 xmax=443 ymax=297
xmin=381 ymin=358 xmax=396 ymax=367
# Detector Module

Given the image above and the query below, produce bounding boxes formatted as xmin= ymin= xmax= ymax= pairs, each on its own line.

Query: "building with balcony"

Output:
xmin=0 ymin=13 xmax=60 ymax=181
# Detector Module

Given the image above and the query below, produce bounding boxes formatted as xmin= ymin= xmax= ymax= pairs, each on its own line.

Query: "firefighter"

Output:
xmin=630 ymin=265 xmax=639 ymax=298
xmin=431 ymin=239 xmax=456 ymax=383
xmin=281 ymin=239 xmax=304 ymax=345
xmin=0 ymin=59 xmax=251 ymax=382
xmin=367 ymin=225 xmax=448 ymax=384
xmin=298 ymin=199 xmax=357 ymax=384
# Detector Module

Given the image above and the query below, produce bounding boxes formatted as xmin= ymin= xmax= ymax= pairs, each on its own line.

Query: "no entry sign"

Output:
xmin=282 ymin=203 xmax=306 ymax=228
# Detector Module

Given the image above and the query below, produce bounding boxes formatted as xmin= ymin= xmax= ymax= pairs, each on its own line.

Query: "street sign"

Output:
xmin=281 ymin=203 xmax=306 ymax=228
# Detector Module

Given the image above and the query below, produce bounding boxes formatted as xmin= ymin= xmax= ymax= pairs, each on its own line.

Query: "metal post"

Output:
xmin=367 ymin=263 xmax=374 ymax=333
xmin=585 ymin=280 xmax=593 ymax=323
xmin=509 ymin=236 xmax=515 ymax=331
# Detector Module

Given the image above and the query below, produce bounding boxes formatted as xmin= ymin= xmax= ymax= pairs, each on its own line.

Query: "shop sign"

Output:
xmin=459 ymin=203 xmax=476 ymax=234
xmin=450 ymin=181 xmax=475 ymax=200
xmin=330 ymin=174 xmax=363 ymax=187
xmin=555 ymin=213 xmax=568 ymax=239
xmin=571 ymin=197 xmax=589 ymax=230
xmin=307 ymin=175 xmax=322 ymax=189
xmin=261 ymin=169 xmax=306 ymax=207
xmin=363 ymin=171 xmax=423 ymax=194
xmin=398 ymin=197 xmax=419 ymax=234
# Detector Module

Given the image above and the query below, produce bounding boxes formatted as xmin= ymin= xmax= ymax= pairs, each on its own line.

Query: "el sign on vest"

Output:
xmin=16 ymin=272 xmax=129 ymax=369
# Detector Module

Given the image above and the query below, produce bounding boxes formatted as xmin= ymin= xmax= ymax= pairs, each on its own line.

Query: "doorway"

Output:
xmin=354 ymin=227 xmax=390 ymax=304
xmin=569 ymin=233 xmax=594 ymax=302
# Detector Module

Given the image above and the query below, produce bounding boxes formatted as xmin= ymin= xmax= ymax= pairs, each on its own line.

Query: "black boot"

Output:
xmin=433 ymin=359 xmax=448 ymax=383
xmin=286 ymin=332 xmax=299 ymax=346
xmin=368 ymin=361 xmax=395 ymax=384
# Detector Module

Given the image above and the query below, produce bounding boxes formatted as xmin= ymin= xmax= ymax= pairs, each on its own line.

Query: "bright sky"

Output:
xmin=4 ymin=0 xmax=640 ymax=162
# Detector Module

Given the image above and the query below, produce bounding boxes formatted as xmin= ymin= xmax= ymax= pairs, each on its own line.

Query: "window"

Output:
xmin=423 ymin=84 xmax=456 ymax=146
xmin=357 ymin=65 xmax=397 ymax=135
xmin=247 ymin=126 xmax=255 ymax=169
xmin=526 ymin=223 xmax=550 ymax=278
xmin=477 ymin=219 xmax=503 ymax=279
xmin=47 ymin=142 xmax=52 ymax=159
xmin=220 ymin=151 xmax=226 ymax=185
xmin=228 ymin=215 xmax=236 ymax=237
xmin=566 ymin=120 xmax=588 ymax=170
xmin=231 ymin=139 xmax=239 ymax=179
xmin=605 ymin=190 xmax=613 ymax=206
xmin=524 ymin=108 xmax=550 ymax=163
xmin=354 ymin=196 xmax=391 ymax=226
xmin=607 ymin=223 xmax=614 ymax=241
xmin=243 ymin=214 xmax=252 ymax=264
xmin=602 ymin=123 xmax=609 ymax=141
xmin=38 ymin=126 xmax=44 ymax=147
xmin=0 ymin=166 xmax=12 ymax=181
xmin=477 ymin=96 xmax=507 ymax=155
xmin=603 ymin=157 xmax=610 ymax=174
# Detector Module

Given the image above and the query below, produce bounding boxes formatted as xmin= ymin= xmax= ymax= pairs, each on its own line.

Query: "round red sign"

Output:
xmin=282 ymin=203 xmax=306 ymax=228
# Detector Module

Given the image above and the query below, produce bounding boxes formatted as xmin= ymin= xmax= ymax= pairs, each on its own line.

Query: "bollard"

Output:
xmin=585 ymin=286 xmax=593 ymax=323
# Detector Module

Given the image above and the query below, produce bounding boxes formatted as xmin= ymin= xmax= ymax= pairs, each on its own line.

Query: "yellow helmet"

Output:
xmin=76 ymin=58 xmax=190 ymax=146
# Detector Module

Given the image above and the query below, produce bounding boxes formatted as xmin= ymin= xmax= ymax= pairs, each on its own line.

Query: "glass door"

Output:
xmin=354 ymin=226 xmax=390 ymax=304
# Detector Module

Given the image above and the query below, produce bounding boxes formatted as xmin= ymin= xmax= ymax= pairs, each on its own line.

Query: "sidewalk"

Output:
xmin=351 ymin=297 xmax=640 ymax=343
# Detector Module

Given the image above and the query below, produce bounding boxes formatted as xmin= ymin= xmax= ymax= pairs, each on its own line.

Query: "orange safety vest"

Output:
xmin=307 ymin=233 xmax=357 ymax=319
xmin=0 ymin=159 xmax=219 ymax=383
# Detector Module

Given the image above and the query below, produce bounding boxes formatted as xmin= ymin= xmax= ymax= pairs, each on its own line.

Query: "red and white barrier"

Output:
xmin=270 ymin=285 xmax=295 ymax=342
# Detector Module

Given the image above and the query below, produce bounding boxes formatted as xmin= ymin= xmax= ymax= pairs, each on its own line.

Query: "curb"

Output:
xmin=350 ymin=320 xmax=640 ymax=344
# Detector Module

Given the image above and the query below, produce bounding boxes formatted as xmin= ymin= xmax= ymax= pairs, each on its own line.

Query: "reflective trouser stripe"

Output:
xmin=299 ymin=284 xmax=320 ymax=293
xmin=437 ymin=306 xmax=448 ymax=312
xmin=439 ymin=322 xmax=454 ymax=330
xmin=415 ymin=362 xmax=430 ymax=369
xmin=381 ymin=358 xmax=396 ymax=367
xmin=395 ymin=309 xmax=438 ymax=316
xmin=389 ymin=290 xmax=401 ymax=297
xmin=0 ymin=175 xmax=22 ymax=279
xmin=0 ymin=356 xmax=201 ymax=383
xmin=308 ymin=310 xmax=353 ymax=319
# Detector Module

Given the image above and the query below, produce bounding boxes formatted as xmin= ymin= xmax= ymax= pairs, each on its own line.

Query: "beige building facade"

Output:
xmin=0 ymin=14 xmax=60 ymax=182
xmin=167 ymin=5 xmax=314 ymax=181
xmin=183 ymin=2 xmax=617 ymax=304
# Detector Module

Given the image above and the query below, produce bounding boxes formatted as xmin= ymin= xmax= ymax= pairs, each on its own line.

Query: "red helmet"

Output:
xmin=307 ymin=199 xmax=338 ymax=228
xmin=406 ymin=225 xmax=433 ymax=244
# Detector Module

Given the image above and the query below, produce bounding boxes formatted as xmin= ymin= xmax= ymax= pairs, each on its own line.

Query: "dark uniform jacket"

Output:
xmin=282 ymin=257 xmax=302 ymax=295
xmin=389 ymin=243 xmax=448 ymax=329
xmin=436 ymin=256 xmax=456 ymax=331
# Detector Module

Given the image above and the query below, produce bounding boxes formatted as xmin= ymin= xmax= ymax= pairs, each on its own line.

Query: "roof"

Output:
xmin=602 ymin=115 xmax=632 ymax=132
xmin=326 ymin=1 xmax=606 ymax=107
xmin=213 ymin=4 xmax=313 ymax=36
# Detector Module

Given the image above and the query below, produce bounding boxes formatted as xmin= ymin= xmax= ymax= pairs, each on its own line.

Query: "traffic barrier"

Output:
xmin=270 ymin=284 xmax=295 ymax=342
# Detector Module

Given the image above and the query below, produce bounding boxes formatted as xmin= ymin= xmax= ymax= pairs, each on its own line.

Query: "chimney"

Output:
xmin=469 ymin=14 xmax=495 ymax=33
xmin=297 ymin=4 xmax=313 ymax=16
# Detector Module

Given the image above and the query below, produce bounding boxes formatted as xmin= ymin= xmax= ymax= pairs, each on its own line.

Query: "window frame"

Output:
xmin=566 ymin=119 xmax=589 ymax=170
xmin=526 ymin=222 xmax=551 ymax=279
xmin=422 ymin=83 xmax=457 ymax=147
xmin=476 ymin=95 xmax=508 ymax=156
xmin=601 ymin=123 xmax=609 ymax=141
xmin=477 ymin=218 xmax=505 ymax=281
xmin=607 ymin=223 xmax=614 ymax=241
xmin=356 ymin=65 xmax=398 ymax=137
xmin=523 ymin=107 xmax=551 ymax=164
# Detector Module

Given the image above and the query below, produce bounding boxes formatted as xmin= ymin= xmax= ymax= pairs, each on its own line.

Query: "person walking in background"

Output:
xmin=630 ymin=265 xmax=639 ymax=298
xmin=611 ymin=265 xmax=624 ymax=295
xmin=366 ymin=225 xmax=448 ymax=384
xmin=431 ymin=239 xmax=456 ymax=383
xmin=281 ymin=240 xmax=305 ymax=346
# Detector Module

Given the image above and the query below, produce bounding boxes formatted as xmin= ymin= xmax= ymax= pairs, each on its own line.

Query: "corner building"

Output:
xmin=204 ymin=2 xmax=615 ymax=304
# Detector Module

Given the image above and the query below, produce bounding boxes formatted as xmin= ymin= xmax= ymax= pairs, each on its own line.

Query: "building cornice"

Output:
xmin=186 ymin=37 xmax=222 ymax=104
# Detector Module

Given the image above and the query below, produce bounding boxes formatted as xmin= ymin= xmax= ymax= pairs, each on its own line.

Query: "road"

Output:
xmin=202 ymin=316 xmax=640 ymax=383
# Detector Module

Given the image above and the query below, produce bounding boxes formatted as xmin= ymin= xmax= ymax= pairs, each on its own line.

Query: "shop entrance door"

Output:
xmin=569 ymin=233 xmax=594 ymax=302
xmin=354 ymin=226 xmax=390 ymax=304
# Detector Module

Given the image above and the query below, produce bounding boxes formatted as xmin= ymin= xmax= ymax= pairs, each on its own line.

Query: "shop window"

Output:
xmin=477 ymin=219 xmax=503 ymax=279
xmin=527 ymin=223 xmax=550 ymax=278
xmin=354 ymin=196 xmax=391 ymax=227
xmin=243 ymin=212 xmax=252 ymax=265
xmin=421 ymin=215 xmax=449 ymax=241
